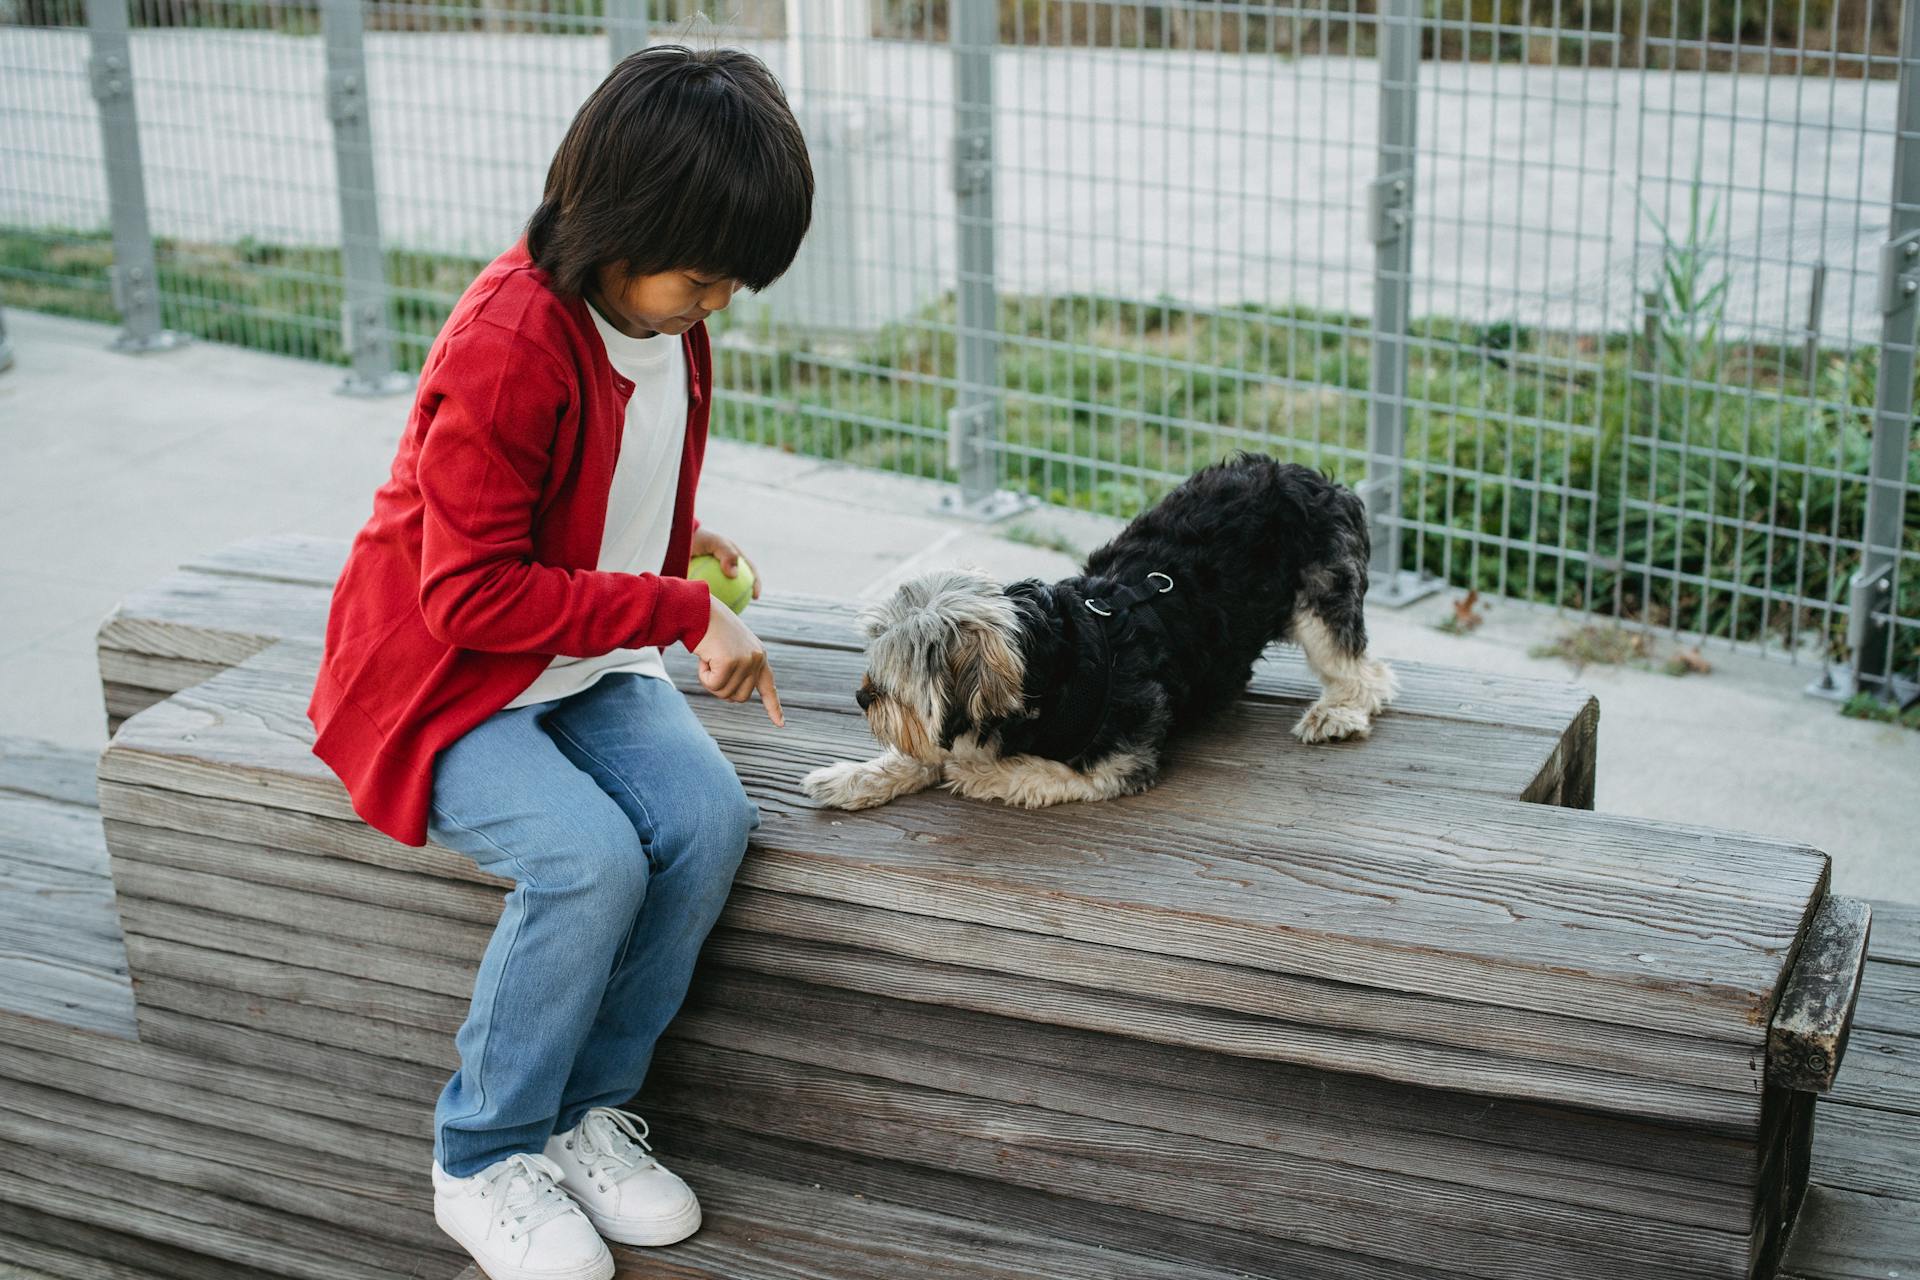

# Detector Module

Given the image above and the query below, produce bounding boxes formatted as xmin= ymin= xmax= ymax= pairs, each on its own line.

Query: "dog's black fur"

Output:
xmin=951 ymin=451 xmax=1375 ymax=792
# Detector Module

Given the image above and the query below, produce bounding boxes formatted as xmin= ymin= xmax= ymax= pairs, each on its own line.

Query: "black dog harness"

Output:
xmin=1013 ymin=571 xmax=1176 ymax=765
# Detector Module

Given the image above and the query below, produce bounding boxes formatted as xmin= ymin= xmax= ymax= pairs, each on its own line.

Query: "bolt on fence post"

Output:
xmin=1848 ymin=0 xmax=1920 ymax=703
xmin=1364 ymin=0 xmax=1435 ymax=604
xmin=943 ymin=0 xmax=1024 ymax=520
xmin=85 ymin=0 xmax=185 ymax=354
xmin=322 ymin=0 xmax=410 ymax=396
xmin=607 ymin=0 xmax=647 ymax=66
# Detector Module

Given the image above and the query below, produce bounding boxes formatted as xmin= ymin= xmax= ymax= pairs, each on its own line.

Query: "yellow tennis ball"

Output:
xmin=688 ymin=554 xmax=754 ymax=614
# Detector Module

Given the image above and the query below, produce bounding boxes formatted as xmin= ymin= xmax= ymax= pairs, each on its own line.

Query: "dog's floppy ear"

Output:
xmin=951 ymin=617 xmax=1026 ymax=724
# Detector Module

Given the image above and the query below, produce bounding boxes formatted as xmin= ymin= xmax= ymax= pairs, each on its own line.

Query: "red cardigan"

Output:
xmin=306 ymin=239 xmax=715 ymax=848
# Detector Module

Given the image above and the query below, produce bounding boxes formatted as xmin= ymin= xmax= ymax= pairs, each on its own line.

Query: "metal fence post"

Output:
xmin=1848 ymin=0 xmax=1920 ymax=704
xmin=1363 ymin=0 xmax=1435 ymax=603
xmin=85 ymin=0 xmax=185 ymax=354
xmin=322 ymin=0 xmax=410 ymax=396
xmin=607 ymin=0 xmax=648 ymax=66
xmin=0 ymin=306 xmax=13 ymax=373
xmin=944 ymin=0 xmax=1024 ymax=519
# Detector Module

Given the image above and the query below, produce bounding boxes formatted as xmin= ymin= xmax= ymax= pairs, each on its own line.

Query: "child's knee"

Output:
xmin=537 ymin=813 xmax=650 ymax=918
xmin=655 ymin=781 xmax=756 ymax=877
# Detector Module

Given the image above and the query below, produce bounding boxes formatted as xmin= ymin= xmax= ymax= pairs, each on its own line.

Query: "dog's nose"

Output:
xmin=855 ymin=685 xmax=876 ymax=712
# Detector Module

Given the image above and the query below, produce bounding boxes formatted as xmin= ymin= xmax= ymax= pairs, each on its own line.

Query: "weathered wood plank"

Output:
xmin=107 ymin=836 xmax=497 ymax=953
xmin=642 ymin=1113 xmax=1473 ymax=1280
xmin=116 ymin=894 xmax=481 ymax=1001
xmin=638 ymin=1042 xmax=1756 ymax=1280
xmin=1861 ymin=899 xmax=1920 ymax=967
xmin=702 ymin=929 xmax=1762 ymax=1131
xmin=722 ymin=885 xmax=1753 ymax=1094
xmin=0 ymin=794 xmax=109 ymax=876
xmin=131 ymin=968 xmax=457 ymax=1069
xmin=0 ymin=1077 xmax=440 ymax=1253
xmin=0 ymin=774 xmax=137 ymax=1037
xmin=1849 ymin=958 xmax=1920 ymax=1039
xmin=103 ymin=816 xmax=505 ymax=927
xmin=1769 ymin=897 xmax=1872 ymax=1093
xmin=1777 ymin=1183 xmax=1920 ymax=1280
xmin=131 ymin=1003 xmax=444 ymax=1110
xmin=0 ymin=1204 xmax=270 ymax=1280
xmin=0 ymin=735 xmax=101 ymax=809
xmin=121 ymin=933 xmax=467 ymax=1041
xmin=0 ymin=953 xmax=135 ymax=1039
xmin=667 ymin=966 xmax=1761 ymax=1229
xmin=1824 ymin=1025 xmax=1920 ymax=1117
xmin=1804 ymin=1100 xmax=1920 ymax=1202
xmin=0 ymin=1143 xmax=455 ymax=1280
xmin=97 ymin=776 xmax=510 ymax=890
xmin=0 ymin=1007 xmax=430 ymax=1146
xmin=450 ymin=1154 xmax=1299 ymax=1280
xmin=98 ymin=812 xmax=1757 ymax=1102
xmin=99 ymin=636 xmax=1825 ymax=1054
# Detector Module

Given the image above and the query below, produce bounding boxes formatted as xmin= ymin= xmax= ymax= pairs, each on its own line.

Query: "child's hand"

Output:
xmin=691 ymin=527 xmax=763 ymax=600
xmin=692 ymin=598 xmax=783 ymax=727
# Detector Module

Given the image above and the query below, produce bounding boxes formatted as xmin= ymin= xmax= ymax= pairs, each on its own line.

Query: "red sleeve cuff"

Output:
xmin=665 ymin=576 xmax=713 ymax=651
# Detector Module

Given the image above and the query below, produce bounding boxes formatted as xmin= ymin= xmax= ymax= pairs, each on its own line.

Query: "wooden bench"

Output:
xmin=3 ymin=741 xmax=1913 ymax=1280
xmin=33 ymin=534 xmax=1877 ymax=1278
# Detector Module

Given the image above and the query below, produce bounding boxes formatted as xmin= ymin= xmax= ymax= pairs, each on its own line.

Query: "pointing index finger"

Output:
xmin=757 ymin=661 xmax=784 ymax=728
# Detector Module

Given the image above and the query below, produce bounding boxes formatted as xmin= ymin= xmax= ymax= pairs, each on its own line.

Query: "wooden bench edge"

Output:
xmin=1767 ymin=895 xmax=1872 ymax=1093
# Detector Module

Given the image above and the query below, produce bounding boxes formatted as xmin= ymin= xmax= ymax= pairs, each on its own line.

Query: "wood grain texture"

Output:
xmin=0 ymin=1202 xmax=275 ymax=1280
xmin=1822 ymin=1025 xmax=1920 ymax=1117
xmin=450 ymin=1153 xmax=1308 ymax=1280
xmin=637 ymin=1041 xmax=1756 ymax=1280
xmin=99 ymin=635 xmax=1825 ymax=1056
xmin=635 ymin=1112 xmax=1477 ymax=1280
xmin=0 ymin=1005 xmax=427 ymax=1137
xmin=1860 ymin=899 xmax=1919 ymax=967
xmin=0 ymin=1142 xmax=455 ymax=1280
xmin=0 ymin=736 xmax=102 ymax=809
xmin=0 ymin=1076 xmax=440 ymax=1253
xmin=1777 ymin=1184 xmax=1920 ymax=1280
xmin=665 ymin=965 xmax=1762 ymax=1227
xmin=0 ymin=757 xmax=136 ymax=1039
xmin=720 ymin=885 xmax=1756 ymax=1093
xmin=1850 ymin=958 xmax=1920 ymax=1037
xmin=1769 ymin=897 xmax=1872 ymax=1093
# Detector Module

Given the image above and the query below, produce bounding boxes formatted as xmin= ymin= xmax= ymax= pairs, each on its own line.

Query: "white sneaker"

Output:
xmin=432 ymin=1152 xmax=615 ymax=1280
xmin=544 ymin=1107 xmax=702 ymax=1246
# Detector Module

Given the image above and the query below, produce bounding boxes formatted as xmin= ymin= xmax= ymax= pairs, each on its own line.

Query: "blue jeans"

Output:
xmin=425 ymin=672 xmax=759 ymax=1178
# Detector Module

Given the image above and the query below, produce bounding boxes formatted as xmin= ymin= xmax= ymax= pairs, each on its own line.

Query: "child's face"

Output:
xmin=592 ymin=262 xmax=739 ymax=338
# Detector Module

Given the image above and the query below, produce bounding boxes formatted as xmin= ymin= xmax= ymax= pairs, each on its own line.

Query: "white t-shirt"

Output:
xmin=504 ymin=299 xmax=689 ymax=709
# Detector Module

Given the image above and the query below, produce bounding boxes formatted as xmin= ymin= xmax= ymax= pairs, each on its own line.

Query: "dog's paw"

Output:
xmin=1292 ymin=700 xmax=1374 ymax=744
xmin=801 ymin=760 xmax=895 ymax=810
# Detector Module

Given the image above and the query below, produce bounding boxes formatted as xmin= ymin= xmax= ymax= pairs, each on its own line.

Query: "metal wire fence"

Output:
xmin=2 ymin=0 xmax=1916 ymax=703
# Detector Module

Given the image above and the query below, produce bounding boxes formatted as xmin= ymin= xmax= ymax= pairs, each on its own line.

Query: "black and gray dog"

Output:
xmin=801 ymin=452 xmax=1398 ymax=810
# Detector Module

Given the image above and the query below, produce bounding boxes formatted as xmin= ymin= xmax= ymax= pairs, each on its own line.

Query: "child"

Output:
xmin=304 ymin=45 xmax=811 ymax=1280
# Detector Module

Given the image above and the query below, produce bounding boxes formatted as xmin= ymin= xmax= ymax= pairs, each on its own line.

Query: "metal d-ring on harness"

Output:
xmin=1084 ymin=571 xmax=1175 ymax=619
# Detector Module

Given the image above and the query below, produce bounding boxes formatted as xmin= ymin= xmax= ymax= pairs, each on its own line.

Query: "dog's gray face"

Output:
xmin=853 ymin=567 xmax=1028 ymax=762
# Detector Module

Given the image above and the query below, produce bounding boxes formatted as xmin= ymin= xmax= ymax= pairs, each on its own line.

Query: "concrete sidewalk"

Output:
xmin=2 ymin=309 xmax=1914 ymax=900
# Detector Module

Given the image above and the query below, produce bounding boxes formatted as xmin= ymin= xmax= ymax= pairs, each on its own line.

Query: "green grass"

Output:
xmin=7 ymin=225 xmax=1915 ymax=670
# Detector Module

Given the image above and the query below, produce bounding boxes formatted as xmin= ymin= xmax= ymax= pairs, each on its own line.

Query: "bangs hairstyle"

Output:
xmin=527 ymin=45 xmax=813 ymax=297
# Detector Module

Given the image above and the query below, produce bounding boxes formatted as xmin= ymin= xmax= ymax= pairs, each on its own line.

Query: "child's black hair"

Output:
xmin=527 ymin=45 xmax=813 ymax=297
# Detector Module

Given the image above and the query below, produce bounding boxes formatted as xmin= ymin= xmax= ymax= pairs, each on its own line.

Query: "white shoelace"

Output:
xmin=568 ymin=1107 xmax=659 ymax=1189
xmin=477 ymin=1152 xmax=578 ymax=1242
